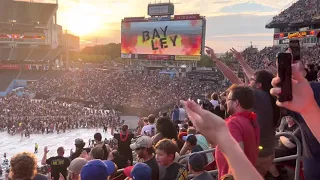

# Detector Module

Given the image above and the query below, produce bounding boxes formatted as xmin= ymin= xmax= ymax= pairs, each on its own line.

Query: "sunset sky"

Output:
xmin=57 ymin=0 xmax=295 ymax=52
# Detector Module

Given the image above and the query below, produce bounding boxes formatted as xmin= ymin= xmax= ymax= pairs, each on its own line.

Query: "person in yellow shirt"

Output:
xmin=35 ymin=143 xmax=39 ymax=154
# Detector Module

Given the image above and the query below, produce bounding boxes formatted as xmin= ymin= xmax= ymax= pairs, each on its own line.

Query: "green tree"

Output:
xmin=198 ymin=55 xmax=214 ymax=67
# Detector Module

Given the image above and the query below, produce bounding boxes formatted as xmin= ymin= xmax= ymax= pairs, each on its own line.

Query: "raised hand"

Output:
xmin=205 ymin=46 xmax=218 ymax=62
xmin=44 ymin=146 xmax=49 ymax=154
xmin=230 ymin=48 xmax=243 ymax=61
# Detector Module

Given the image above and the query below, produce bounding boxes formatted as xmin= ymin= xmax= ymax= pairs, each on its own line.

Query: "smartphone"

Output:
xmin=277 ymin=53 xmax=293 ymax=102
xmin=289 ymin=39 xmax=300 ymax=61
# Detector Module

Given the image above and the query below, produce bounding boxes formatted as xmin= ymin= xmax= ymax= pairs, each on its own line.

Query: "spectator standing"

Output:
xmin=215 ymin=85 xmax=260 ymax=179
xmin=112 ymin=124 xmax=134 ymax=166
xmin=152 ymin=116 xmax=178 ymax=145
xmin=94 ymin=133 xmax=111 ymax=160
xmin=188 ymin=153 xmax=214 ymax=180
xmin=179 ymin=105 xmax=186 ymax=122
xmin=171 ymin=105 xmax=180 ymax=124
xmin=70 ymin=138 xmax=89 ymax=161
xmin=155 ymin=139 xmax=188 ymax=180
xmin=141 ymin=114 xmax=156 ymax=137
xmin=130 ymin=136 xmax=159 ymax=180
xmin=210 ymin=93 xmax=219 ymax=109
xmin=41 ymin=146 xmax=70 ymax=180
xmin=108 ymin=150 xmax=127 ymax=169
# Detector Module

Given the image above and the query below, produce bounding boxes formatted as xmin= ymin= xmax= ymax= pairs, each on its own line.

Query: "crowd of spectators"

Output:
xmin=268 ymin=0 xmax=319 ymax=25
xmin=0 ymin=95 xmax=122 ymax=135
xmin=27 ymin=70 xmax=225 ymax=112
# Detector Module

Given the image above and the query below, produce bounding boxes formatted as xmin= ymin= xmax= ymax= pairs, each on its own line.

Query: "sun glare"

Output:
xmin=63 ymin=5 xmax=104 ymax=36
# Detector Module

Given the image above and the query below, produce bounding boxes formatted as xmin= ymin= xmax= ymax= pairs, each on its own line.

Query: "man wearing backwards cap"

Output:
xmin=130 ymin=136 xmax=159 ymax=180
xmin=188 ymin=153 xmax=214 ymax=180
xmin=124 ymin=162 xmax=152 ymax=180
xmin=80 ymin=159 xmax=108 ymax=180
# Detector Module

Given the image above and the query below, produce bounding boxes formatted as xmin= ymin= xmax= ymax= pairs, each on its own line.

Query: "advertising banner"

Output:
xmin=147 ymin=55 xmax=175 ymax=60
xmin=175 ymin=55 xmax=201 ymax=61
xmin=174 ymin=14 xmax=200 ymax=20
xmin=0 ymin=64 xmax=20 ymax=70
xmin=121 ymin=19 xmax=203 ymax=58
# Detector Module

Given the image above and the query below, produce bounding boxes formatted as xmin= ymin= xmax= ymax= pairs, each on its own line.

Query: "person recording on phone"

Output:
xmin=270 ymin=60 xmax=320 ymax=180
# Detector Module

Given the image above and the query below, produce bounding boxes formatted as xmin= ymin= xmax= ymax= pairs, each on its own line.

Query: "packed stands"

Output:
xmin=267 ymin=0 xmax=320 ymax=26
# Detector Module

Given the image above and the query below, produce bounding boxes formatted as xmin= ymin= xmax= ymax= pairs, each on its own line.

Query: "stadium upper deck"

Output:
xmin=266 ymin=0 xmax=320 ymax=46
xmin=0 ymin=0 xmax=65 ymax=62
xmin=0 ymin=0 xmax=57 ymax=28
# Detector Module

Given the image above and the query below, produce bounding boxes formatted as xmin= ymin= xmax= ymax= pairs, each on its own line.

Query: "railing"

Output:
xmin=115 ymin=133 xmax=302 ymax=179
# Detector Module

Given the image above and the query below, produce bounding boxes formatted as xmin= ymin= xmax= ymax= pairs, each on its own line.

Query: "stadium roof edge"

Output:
xmin=13 ymin=0 xmax=57 ymax=4
xmin=266 ymin=19 xmax=320 ymax=29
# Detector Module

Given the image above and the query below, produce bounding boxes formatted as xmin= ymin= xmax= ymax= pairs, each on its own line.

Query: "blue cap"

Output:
xmin=182 ymin=134 xmax=194 ymax=141
xmin=124 ymin=163 xmax=152 ymax=180
xmin=103 ymin=160 xmax=116 ymax=176
xmin=80 ymin=160 xmax=108 ymax=180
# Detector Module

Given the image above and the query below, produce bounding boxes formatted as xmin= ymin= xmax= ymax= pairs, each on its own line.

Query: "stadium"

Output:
xmin=0 ymin=0 xmax=320 ymax=180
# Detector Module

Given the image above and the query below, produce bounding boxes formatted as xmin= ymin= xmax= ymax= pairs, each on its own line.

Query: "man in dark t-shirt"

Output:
xmin=41 ymin=146 xmax=70 ymax=180
xmin=113 ymin=124 xmax=134 ymax=165
xmin=130 ymin=136 xmax=159 ymax=180
xmin=288 ymin=82 xmax=320 ymax=180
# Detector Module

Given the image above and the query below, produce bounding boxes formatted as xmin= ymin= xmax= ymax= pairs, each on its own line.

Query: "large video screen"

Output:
xmin=121 ymin=19 xmax=204 ymax=60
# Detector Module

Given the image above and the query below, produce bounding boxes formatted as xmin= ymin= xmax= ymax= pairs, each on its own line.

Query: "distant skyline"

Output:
xmin=57 ymin=0 xmax=296 ymax=52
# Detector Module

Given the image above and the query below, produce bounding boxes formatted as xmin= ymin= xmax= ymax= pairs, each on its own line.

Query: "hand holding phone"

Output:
xmin=277 ymin=53 xmax=293 ymax=102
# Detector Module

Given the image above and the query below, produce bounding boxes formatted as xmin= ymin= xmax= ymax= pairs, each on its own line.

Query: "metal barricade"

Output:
xmin=116 ymin=133 xmax=302 ymax=180
xmin=274 ymin=132 xmax=302 ymax=180
xmin=177 ymin=148 xmax=216 ymax=162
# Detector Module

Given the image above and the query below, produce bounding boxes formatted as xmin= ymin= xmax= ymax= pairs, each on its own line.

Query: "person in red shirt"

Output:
xmin=215 ymin=85 xmax=260 ymax=179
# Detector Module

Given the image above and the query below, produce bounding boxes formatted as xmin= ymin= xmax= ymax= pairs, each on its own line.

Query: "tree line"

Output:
xmin=69 ymin=43 xmax=234 ymax=67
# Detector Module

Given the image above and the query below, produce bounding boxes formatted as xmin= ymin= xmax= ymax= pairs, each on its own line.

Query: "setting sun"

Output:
xmin=62 ymin=4 xmax=104 ymax=36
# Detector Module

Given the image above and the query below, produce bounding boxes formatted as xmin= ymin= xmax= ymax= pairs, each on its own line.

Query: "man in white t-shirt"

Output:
xmin=179 ymin=105 xmax=186 ymax=122
xmin=210 ymin=93 xmax=219 ymax=109
xmin=141 ymin=114 xmax=156 ymax=137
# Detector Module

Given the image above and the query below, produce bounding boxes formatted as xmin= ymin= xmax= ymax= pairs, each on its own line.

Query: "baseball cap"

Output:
xmin=75 ymin=138 xmax=84 ymax=145
xmin=80 ymin=160 xmax=108 ymax=180
xmin=123 ymin=163 xmax=152 ymax=180
xmin=188 ymin=153 xmax=206 ymax=172
xmin=68 ymin=158 xmax=88 ymax=174
xmin=182 ymin=134 xmax=194 ymax=141
xmin=130 ymin=136 xmax=152 ymax=150
xmin=103 ymin=160 xmax=117 ymax=176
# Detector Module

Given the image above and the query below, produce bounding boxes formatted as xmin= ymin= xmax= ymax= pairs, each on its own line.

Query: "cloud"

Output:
xmin=220 ymin=2 xmax=277 ymax=13
xmin=56 ymin=0 xmax=295 ymax=51
xmin=211 ymin=33 xmax=273 ymax=38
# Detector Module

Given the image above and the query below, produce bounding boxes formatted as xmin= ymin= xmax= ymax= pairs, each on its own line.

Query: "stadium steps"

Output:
xmin=0 ymin=70 xmax=19 ymax=91
xmin=28 ymin=48 xmax=50 ymax=62
xmin=46 ymin=47 xmax=64 ymax=61
xmin=0 ymin=48 xmax=10 ymax=60
xmin=16 ymin=48 xmax=33 ymax=61
xmin=17 ymin=70 xmax=47 ymax=80
xmin=25 ymin=48 xmax=35 ymax=61
xmin=8 ymin=47 xmax=16 ymax=61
